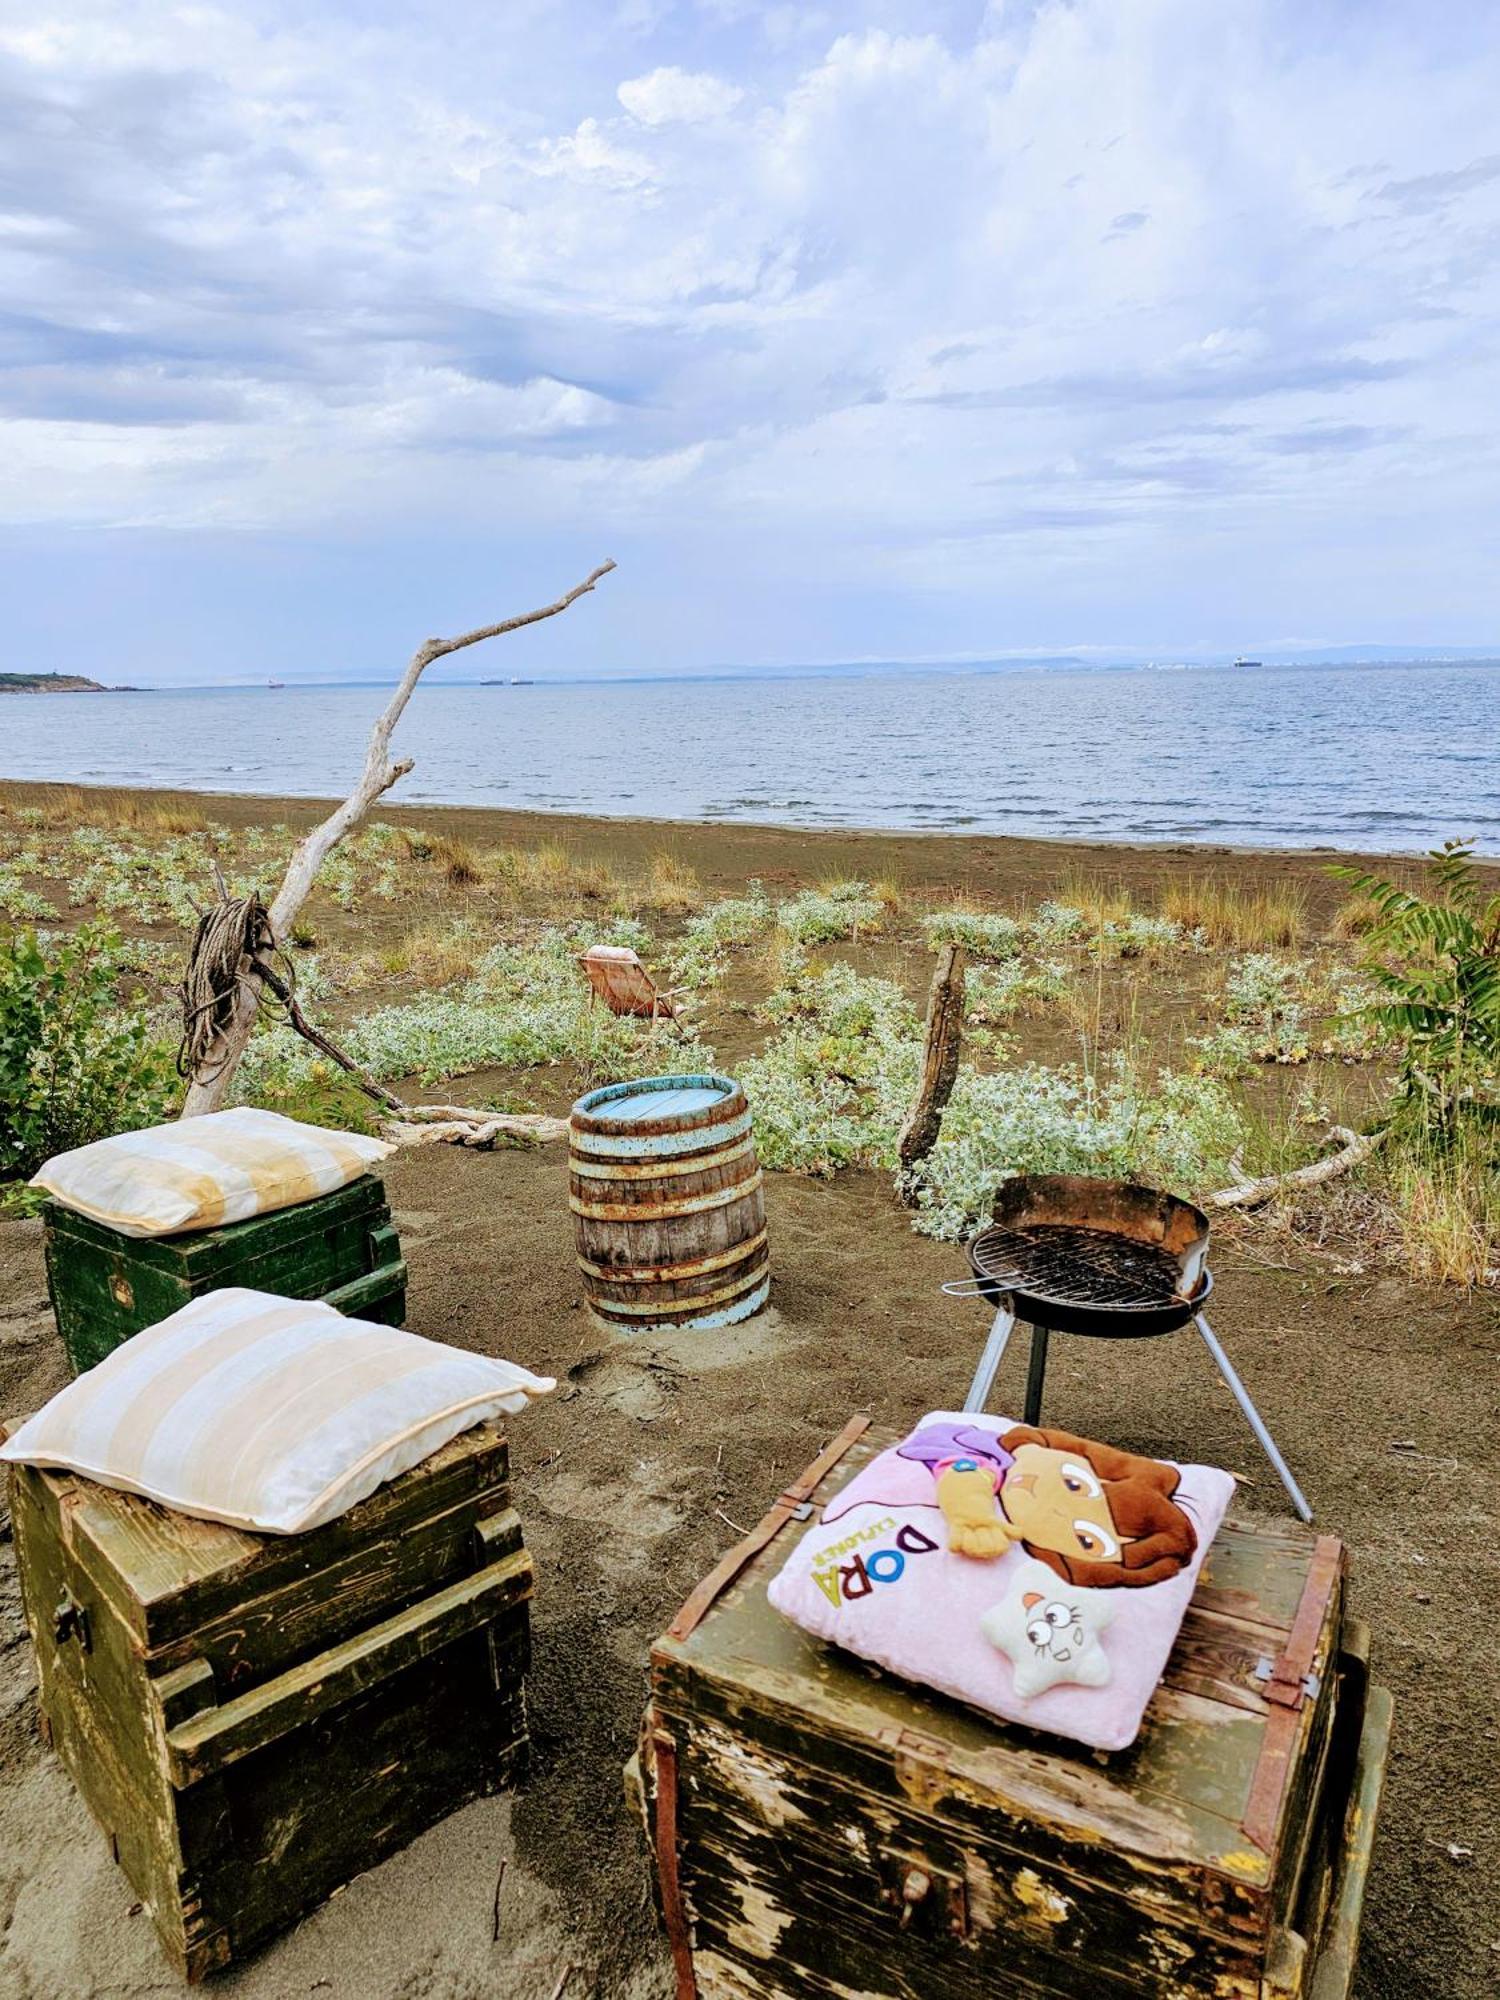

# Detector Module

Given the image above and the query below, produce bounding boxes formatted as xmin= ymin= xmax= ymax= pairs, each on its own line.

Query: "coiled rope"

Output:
xmin=177 ymin=894 xmax=284 ymax=1081
xmin=178 ymin=891 xmax=408 ymax=1111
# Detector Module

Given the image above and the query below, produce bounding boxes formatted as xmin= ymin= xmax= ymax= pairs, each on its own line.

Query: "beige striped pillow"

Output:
xmin=31 ymin=1108 xmax=394 ymax=1238
xmin=0 ymin=1289 xmax=555 ymax=1534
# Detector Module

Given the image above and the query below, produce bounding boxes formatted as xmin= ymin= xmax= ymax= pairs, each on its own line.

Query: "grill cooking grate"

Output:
xmin=970 ymin=1221 xmax=1186 ymax=1310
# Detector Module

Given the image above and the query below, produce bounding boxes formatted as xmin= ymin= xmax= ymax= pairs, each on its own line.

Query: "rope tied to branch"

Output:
xmin=177 ymin=894 xmax=287 ymax=1082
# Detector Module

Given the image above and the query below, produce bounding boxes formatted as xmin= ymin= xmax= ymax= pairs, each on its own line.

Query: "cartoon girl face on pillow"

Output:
xmin=996 ymin=1426 xmax=1197 ymax=1589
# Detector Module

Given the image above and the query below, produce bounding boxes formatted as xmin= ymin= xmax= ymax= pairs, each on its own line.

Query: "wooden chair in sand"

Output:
xmin=577 ymin=945 xmax=687 ymax=1032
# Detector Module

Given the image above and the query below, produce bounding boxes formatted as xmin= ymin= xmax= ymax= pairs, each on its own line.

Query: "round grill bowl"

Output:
xmin=966 ymin=1173 xmax=1213 ymax=1337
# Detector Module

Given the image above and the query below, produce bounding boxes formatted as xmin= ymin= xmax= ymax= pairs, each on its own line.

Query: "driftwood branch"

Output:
xmin=180 ymin=560 xmax=616 ymax=1116
xmin=898 ymin=943 xmax=965 ymax=1184
xmin=1206 ymin=1126 xmax=1387 ymax=1211
xmin=383 ymin=1114 xmax=569 ymax=1150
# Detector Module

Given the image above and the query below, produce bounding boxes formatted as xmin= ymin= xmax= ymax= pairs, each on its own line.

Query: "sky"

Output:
xmin=2 ymin=0 xmax=1499 ymax=684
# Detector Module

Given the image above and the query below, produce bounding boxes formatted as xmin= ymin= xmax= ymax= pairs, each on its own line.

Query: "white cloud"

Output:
xmin=0 ymin=0 xmax=1498 ymax=669
xmin=617 ymin=64 xmax=743 ymax=126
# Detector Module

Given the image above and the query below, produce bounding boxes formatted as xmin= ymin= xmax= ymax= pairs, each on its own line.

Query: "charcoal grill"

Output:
xmin=949 ymin=1173 xmax=1311 ymax=1520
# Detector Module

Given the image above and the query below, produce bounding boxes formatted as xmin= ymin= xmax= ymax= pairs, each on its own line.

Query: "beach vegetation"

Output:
xmin=740 ymin=963 xmax=920 ymax=1175
xmin=904 ymin=1056 xmax=1243 ymax=1241
xmin=237 ymin=922 xmax=704 ymax=1098
xmin=1385 ymin=1129 xmax=1499 ymax=1287
xmin=776 ymin=881 xmax=885 ymax=945
xmin=1159 ymin=876 xmax=1308 ymax=947
xmin=636 ymin=852 xmax=703 ymax=917
xmin=921 ymin=908 xmax=1024 ymax=958
xmin=0 ymin=925 xmax=178 ymax=1188
xmin=1027 ymin=898 xmax=1089 ymax=946
xmin=964 ymin=960 xmax=1070 ymax=1022
xmin=670 ymin=882 xmax=776 ymax=983
xmin=1056 ymin=873 xmax=1136 ymax=929
xmin=1332 ymin=840 xmax=1500 ymax=1132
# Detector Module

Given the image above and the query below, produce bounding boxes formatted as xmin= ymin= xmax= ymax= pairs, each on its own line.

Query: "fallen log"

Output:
xmin=1206 ymin=1125 xmax=1387 ymax=1211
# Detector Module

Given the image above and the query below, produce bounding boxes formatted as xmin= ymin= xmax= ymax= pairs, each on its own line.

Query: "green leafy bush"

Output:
xmin=1028 ymin=900 xmax=1088 ymax=946
xmin=1333 ymin=840 xmax=1500 ymax=1129
xmin=0 ymin=926 xmax=178 ymax=1182
xmin=965 ymin=960 xmax=1069 ymax=1023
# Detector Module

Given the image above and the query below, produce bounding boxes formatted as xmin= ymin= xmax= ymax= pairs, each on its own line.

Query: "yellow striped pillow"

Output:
xmin=31 ymin=1108 xmax=394 ymax=1238
xmin=0 ymin=1289 xmax=555 ymax=1534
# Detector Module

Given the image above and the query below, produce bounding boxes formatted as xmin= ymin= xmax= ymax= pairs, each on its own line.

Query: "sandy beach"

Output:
xmin=0 ymin=784 xmax=1495 ymax=1999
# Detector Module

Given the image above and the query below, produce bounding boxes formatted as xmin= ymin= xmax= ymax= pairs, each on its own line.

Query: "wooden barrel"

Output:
xmin=568 ymin=1074 xmax=770 ymax=1332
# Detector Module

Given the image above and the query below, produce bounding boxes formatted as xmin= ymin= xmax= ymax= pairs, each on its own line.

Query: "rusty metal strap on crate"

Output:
xmin=652 ymin=1722 xmax=699 ymax=2000
xmin=666 ymin=1412 xmax=873 ymax=1642
xmin=1241 ymin=1533 xmax=1344 ymax=1852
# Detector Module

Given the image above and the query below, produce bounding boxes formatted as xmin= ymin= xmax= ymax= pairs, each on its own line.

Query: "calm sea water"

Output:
xmin=3 ymin=662 xmax=1496 ymax=854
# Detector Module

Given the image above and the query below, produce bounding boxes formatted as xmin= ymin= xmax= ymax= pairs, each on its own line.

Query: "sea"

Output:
xmin=3 ymin=660 xmax=1497 ymax=855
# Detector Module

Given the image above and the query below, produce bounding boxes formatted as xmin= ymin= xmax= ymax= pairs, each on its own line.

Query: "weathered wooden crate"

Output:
xmin=43 ymin=1173 xmax=407 ymax=1373
xmin=632 ymin=1421 xmax=1393 ymax=2000
xmin=8 ymin=1418 xmax=531 ymax=1979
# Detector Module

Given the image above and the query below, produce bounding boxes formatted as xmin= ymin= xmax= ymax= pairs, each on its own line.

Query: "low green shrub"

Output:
xmin=922 ymin=910 xmax=1023 ymax=959
xmin=777 ymin=883 xmax=884 ymax=945
xmin=671 ymin=883 xmax=775 ymax=984
xmin=0 ymin=926 xmax=178 ymax=1182
xmin=237 ymin=923 xmax=707 ymax=1097
xmin=740 ymin=964 xmax=920 ymax=1173
xmin=904 ymin=1055 xmax=1243 ymax=1240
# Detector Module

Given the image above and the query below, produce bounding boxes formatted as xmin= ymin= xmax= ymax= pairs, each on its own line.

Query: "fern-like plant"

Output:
xmin=1331 ymin=839 xmax=1500 ymax=1131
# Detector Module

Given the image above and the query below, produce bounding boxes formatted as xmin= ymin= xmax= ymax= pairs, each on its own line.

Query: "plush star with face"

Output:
xmin=980 ymin=1559 xmax=1115 ymax=1699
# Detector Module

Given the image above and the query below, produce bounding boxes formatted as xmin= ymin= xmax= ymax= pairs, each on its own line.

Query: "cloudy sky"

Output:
xmin=3 ymin=0 xmax=1499 ymax=682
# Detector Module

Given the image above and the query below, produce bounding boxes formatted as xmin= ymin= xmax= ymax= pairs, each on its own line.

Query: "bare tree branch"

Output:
xmin=181 ymin=559 xmax=616 ymax=1116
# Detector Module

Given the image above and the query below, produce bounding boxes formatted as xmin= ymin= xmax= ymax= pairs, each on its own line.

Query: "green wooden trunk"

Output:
xmin=632 ymin=1423 xmax=1393 ymax=2000
xmin=8 ymin=1419 xmax=531 ymax=1980
xmin=43 ymin=1173 xmax=407 ymax=1373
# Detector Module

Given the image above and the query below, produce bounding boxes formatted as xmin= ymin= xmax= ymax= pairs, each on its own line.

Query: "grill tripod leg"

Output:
xmin=1023 ymin=1324 xmax=1049 ymax=1428
xmin=1195 ymin=1313 xmax=1313 ymax=1523
xmin=963 ymin=1306 xmax=1015 ymax=1414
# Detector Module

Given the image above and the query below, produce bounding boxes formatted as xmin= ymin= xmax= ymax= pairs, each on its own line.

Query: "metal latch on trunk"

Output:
xmin=53 ymin=1590 xmax=91 ymax=1652
xmin=1254 ymin=1654 xmax=1320 ymax=1707
xmin=876 ymin=1846 xmax=968 ymax=1941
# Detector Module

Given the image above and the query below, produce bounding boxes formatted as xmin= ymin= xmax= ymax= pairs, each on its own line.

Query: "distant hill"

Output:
xmin=0 ymin=672 xmax=116 ymax=693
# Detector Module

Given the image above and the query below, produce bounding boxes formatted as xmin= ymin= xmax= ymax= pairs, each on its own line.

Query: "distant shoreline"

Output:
xmin=0 ymin=673 xmax=132 ymax=695
xmin=5 ymin=653 xmax=1499 ymax=693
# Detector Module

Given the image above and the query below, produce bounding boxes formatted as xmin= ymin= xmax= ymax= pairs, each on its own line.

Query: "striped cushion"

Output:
xmin=30 ymin=1108 xmax=394 ymax=1239
xmin=0 ymin=1289 xmax=555 ymax=1534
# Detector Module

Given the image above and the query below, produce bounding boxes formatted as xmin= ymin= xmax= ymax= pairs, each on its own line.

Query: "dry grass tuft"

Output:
xmin=1159 ymin=876 xmax=1307 ymax=947
xmin=1058 ymin=873 xmax=1134 ymax=928
xmin=485 ymin=842 xmax=620 ymax=905
xmin=636 ymin=851 xmax=702 ymax=916
xmin=429 ymin=833 xmax=485 ymax=889
xmin=1329 ymin=892 xmax=1383 ymax=940
xmin=869 ymin=876 xmax=906 ymax=918
xmin=1390 ymin=1137 xmax=1500 ymax=1287
xmin=3 ymin=785 xmax=209 ymax=835
xmin=356 ymin=923 xmax=484 ymax=988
